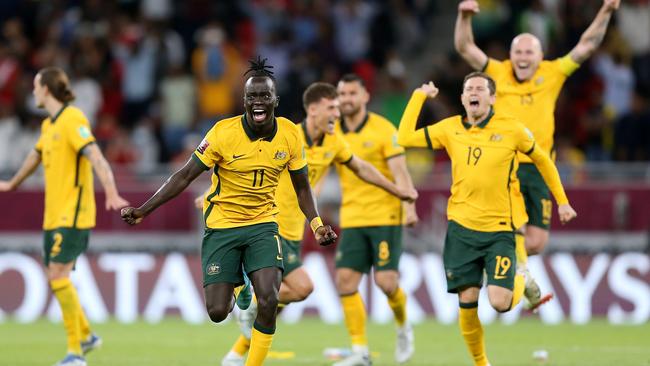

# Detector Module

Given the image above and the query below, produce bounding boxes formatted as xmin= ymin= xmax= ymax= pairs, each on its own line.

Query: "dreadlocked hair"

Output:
xmin=244 ymin=56 xmax=275 ymax=80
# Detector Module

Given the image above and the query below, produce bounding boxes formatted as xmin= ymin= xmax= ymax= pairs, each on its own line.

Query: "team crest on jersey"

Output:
xmin=206 ymin=263 xmax=221 ymax=275
xmin=197 ymin=139 xmax=210 ymax=154
xmin=324 ymin=152 xmax=333 ymax=159
xmin=535 ymin=76 xmax=544 ymax=85
xmin=363 ymin=141 xmax=373 ymax=148
xmin=489 ymin=133 xmax=503 ymax=142
xmin=78 ymin=126 xmax=91 ymax=139
xmin=274 ymin=150 xmax=288 ymax=160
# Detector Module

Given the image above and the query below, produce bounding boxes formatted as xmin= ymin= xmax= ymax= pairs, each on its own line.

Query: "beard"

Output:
xmin=340 ymin=103 xmax=360 ymax=117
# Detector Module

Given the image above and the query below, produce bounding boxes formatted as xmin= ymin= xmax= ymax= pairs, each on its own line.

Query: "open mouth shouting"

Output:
xmin=252 ymin=108 xmax=267 ymax=123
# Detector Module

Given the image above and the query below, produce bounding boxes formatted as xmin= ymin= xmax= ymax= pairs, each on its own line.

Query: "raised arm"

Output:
xmin=121 ymin=156 xmax=205 ymax=225
xmin=0 ymin=149 xmax=41 ymax=192
xmin=525 ymin=147 xmax=577 ymax=224
xmin=290 ymin=170 xmax=337 ymax=246
xmin=569 ymin=0 xmax=620 ymax=64
xmin=82 ymin=143 xmax=129 ymax=210
xmin=345 ymin=156 xmax=417 ymax=202
xmin=454 ymin=0 xmax=489 ymax=70
xmin=397 ymin=82 xmax=439 ymax=148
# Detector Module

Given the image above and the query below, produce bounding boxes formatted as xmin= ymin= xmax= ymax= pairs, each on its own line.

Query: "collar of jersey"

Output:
xmin=241 ymin=114 xmax=278 ymax=142
xmin=462 ymin=108 xmax=494 ymax=130
xmin=301 ymin=121 xmax=324 ymax=147
xmin=340 ymin=113 xmax=369 ymax=133
xmin=49 ymin=104 xmax=69 ymax=124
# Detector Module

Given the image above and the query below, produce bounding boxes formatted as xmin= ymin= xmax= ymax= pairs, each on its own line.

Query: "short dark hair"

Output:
xmin=463 ymin=71 xmax=496 ymax=95
xmin=303 ymin=82 xmax=337 ymax=109
xmin=38 ymin=67 xmax=75 ymax=103
xmin=339 ymin=73 xmax=366 ymax=88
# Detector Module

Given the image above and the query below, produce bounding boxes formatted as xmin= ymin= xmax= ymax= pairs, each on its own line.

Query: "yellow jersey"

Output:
xmin=34 ymin=105 xmax=96 ymax=230
xmin=193 ymin=115 xmax=307 ymax=229
xmin=335 ymin=112 xmax=404 ymax=228
xmin=398 ymin=91 xmax=569 ymax=232
xmin=276 ymin=122 xmax=353 ymax=241
xmin=484 ymin=55 xmax=580 ymax=163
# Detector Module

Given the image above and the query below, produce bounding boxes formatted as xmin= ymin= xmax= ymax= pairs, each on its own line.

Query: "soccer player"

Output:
xmin=397 ymin=74 xmax=577 ymax=366
xmin=120 ymin=58 xmax=337 ymax=366
xmin=333 ymin=74 xmax=418 ymax=366
xmin=454 ymin=0 xmax=619 ymax=307
xmin=0 ymin=67 xmax=128 ymax=366
xmin=220 ymin=82 xmax=417 ymax=366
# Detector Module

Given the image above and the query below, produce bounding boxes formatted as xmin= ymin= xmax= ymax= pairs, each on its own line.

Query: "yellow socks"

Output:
xmin=245 ymin=322 xmax=274 ymax=366
xmin=515 ymin=232 xmax=528 ymax=266
xmin=340 ymin=292 xmax=368 ymax=353
xmin=232 ymin=334 xmax=251 ymax=356
xmin=511 ymin=233 xmax=527 ymax=309
xmin=51 ymin=278 xmax=82 ymax=355
xmin=76 ymin=300 xmax=91 ymax=341
xmin=387 ymin=287 xmax=407 ymax=327
xmin=459 ymin=302 xmax=489 ymax=366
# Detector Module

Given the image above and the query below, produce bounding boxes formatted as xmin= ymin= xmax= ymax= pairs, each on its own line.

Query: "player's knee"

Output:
xmin=294 ymin=281 xmax=314 ymax=301
xmin=206 ymin=302 xmax=231 ymax=323
xmin=335 ymin=275 xmax=356 ymax=294
xmin=376 ymin=280 xmax=398 ymax=296
xmin=489 ymin=295 xmax=513 ymax=313
xmin=526 ymin=236 xmax=546 ymax=255
xmin=256 ymin=291 xmax=279 ymax=315
xmin=526 ymin=230 xmax=549 ymax=255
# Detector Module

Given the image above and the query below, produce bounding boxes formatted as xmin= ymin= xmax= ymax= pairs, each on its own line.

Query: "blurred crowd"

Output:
xmin=0 ymin=0 xmax=648 ymax=179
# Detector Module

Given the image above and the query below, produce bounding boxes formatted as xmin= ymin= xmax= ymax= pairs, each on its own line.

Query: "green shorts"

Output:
xmin=202 ymin=222 xmax=283 ymax=287
xmin=518 ymin=163 xmax=552 ymax=229
xmin=443 ymin=221 xmax=516 ymax=293
xmin=43 ymin=228 xmax=90 ymax=266
xmin=335 ymin=226 xmax=402 ymax=274
xmin=280 ymin=236 xmax=302 ymax=277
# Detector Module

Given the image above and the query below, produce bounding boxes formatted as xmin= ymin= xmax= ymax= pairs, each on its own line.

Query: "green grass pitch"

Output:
xmin=2 ymin=318 xmax=649 ymax=365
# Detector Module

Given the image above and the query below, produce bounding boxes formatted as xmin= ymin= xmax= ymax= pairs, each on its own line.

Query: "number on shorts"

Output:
xmin=494 ymin=255 xmax=511 ymax=278
xmin=51 ymin=232 xmax=63 ymax=257
xmin=378 ymin=241 xmax=390 ymax=261
xmin=541 ymin=198 xmax=552 ymax=225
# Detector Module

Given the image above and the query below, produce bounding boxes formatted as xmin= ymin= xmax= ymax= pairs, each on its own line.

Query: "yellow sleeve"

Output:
xmin=483 ymin=58 xmax=507 ymax=78
xmin=334 ymin=132 xmax=353 ymax=164
xmin=288 ymin=128 xmax=307 ymax=172
xmin=397 ymin=90 xmax=446 ymax=149
xmin=555 ymin=54 xmax=580 ymax=76
xmin=63 ymin=116 xmax=96 ymax=152
xmin=382 ymin=123 xmax=405 ymax=159
xmin=397 ymin=91 xmax=429 ymax=148
xmin=519 ymin=125 xmax=569 ymax=205
xmin=192 ymin=126 xmax=220 ymax=170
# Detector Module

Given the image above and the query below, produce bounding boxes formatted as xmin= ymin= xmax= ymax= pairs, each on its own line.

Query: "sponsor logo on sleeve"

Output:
xmin=197 ymin=139 xmax=210 ymax=154
xmin=78 ymin=126 xmax=91 ymax=139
